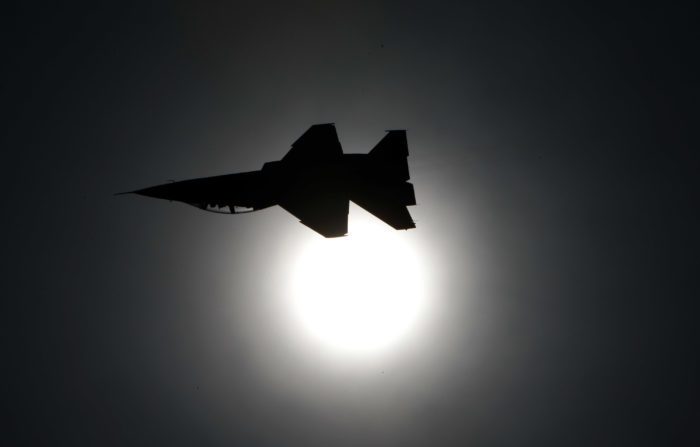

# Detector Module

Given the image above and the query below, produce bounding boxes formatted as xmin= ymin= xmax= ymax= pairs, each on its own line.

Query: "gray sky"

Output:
xmin=4 ymin=2 xmax=698 ymax=446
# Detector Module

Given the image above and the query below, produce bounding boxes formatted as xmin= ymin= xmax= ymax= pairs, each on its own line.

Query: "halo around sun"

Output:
xmin=288 ymin=207 xmax=429 ymax=357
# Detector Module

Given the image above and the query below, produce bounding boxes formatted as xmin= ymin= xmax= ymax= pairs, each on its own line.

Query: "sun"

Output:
xmin=288 ymin=206 xmax=428 ymax=356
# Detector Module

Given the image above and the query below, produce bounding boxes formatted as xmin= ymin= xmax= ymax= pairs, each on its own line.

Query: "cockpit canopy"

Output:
xmin=189 ymin=202 xmax=254 ymax=214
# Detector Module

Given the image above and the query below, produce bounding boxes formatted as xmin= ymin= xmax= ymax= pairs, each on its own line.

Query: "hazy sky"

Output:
xmin=4 ymin=2 xmax=698 ymax=446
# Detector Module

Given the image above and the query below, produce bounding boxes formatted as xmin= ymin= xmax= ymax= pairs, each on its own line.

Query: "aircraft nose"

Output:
xmin=132 ymin=183 xmax=178 ymax=200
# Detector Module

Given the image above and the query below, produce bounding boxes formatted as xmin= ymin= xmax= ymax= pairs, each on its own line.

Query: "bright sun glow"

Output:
xmin=289 ymin=208 xmax=428 ymax=356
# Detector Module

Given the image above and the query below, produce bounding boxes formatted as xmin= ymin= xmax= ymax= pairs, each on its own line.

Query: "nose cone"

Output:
xmin=132 ymin=183 xmax=179 ymax=201
xmin=115 ymin=183 xmax=181 ymax=201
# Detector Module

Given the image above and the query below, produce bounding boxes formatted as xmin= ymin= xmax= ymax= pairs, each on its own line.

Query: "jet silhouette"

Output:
xmin=120 ymin=124 xmax=416 ymax=237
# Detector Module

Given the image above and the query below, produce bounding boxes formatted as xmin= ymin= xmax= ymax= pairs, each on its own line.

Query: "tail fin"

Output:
xmin=369 ymin=130 xmax=410 ymax=182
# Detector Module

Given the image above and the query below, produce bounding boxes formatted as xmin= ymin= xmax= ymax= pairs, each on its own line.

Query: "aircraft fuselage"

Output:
xmin=122 ymin=124 xmax=416 ymax=237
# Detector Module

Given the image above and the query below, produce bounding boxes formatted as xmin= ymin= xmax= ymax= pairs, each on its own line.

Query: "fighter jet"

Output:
xmin=120 ymin=124 xmax=416 ymax=237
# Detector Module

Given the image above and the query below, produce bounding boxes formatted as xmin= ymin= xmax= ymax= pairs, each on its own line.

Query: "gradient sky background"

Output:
xmin=4 ymin=2 xmax=698 ymax=446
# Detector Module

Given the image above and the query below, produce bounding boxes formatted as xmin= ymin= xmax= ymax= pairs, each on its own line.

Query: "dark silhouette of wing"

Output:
xmin=351 ymin=190 xmax=416 ymax=230
xmin=282 ymin=123 xmax=343 ymax=163
xmin=277 ymin=123 xmax=347 ymax=237
xmin=369 ymin=130 xmax=410 ymax=181
xmin=279 ymin=190 xmax=349 ymax=237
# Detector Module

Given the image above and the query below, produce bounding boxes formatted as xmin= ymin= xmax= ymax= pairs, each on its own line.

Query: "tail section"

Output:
xmin=350 ymin=130 xmax=416 ymax=230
